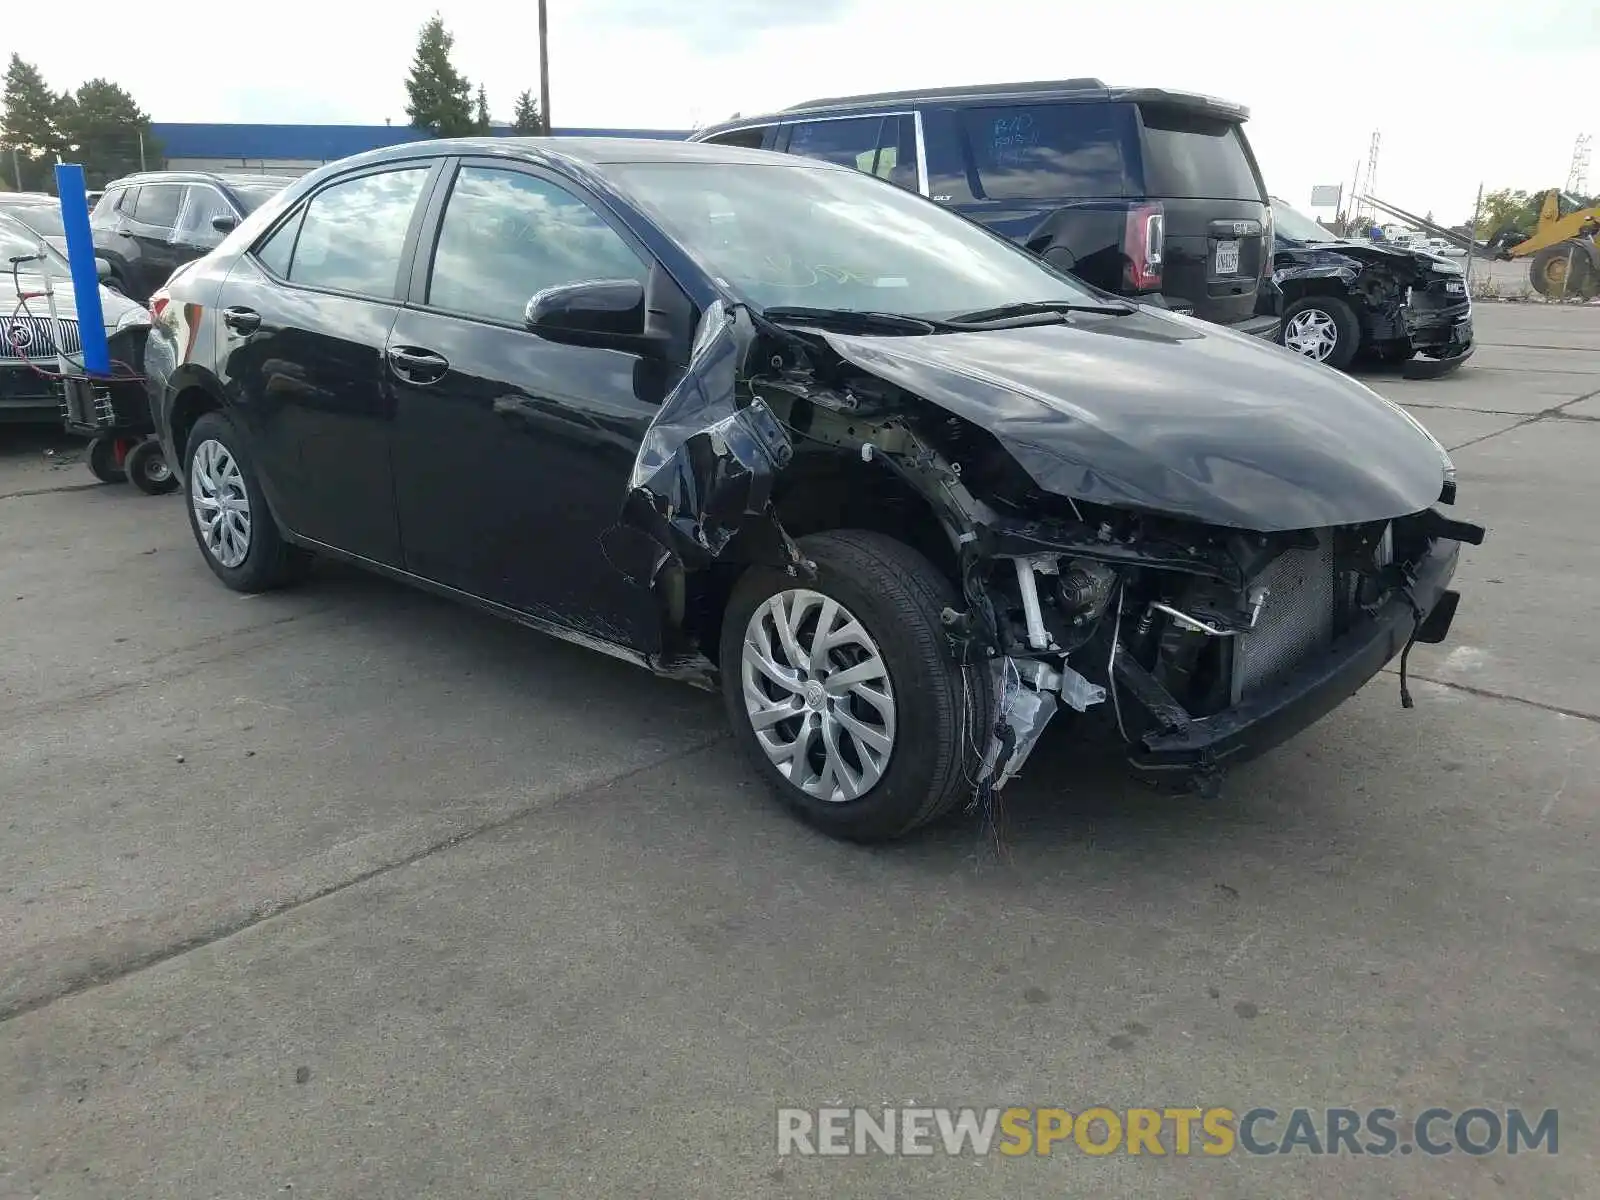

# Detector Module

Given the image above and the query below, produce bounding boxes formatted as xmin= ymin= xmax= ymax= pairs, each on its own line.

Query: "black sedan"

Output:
xmin=143 ymin=138 xmax=1484 ymax=841
xmin=1261 ymin=198 xmax=1475 ymax=376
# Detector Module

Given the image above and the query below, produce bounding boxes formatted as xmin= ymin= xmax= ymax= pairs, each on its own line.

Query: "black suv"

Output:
xmin=692 ymin=79 xmax=1277 ymax=335
xmin=91 ymin=171 xmax=293 ymax=301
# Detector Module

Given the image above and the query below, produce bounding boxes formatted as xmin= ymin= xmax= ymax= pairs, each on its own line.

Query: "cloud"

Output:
xmin=578 ymin=0 xmax=853 ymax=52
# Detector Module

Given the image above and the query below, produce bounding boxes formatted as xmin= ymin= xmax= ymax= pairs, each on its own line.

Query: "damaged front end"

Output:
xmin=1274 ymin=246 xmax=1475 ymax=376
xmin=620 ymin=300 xmax=1486 ymax=805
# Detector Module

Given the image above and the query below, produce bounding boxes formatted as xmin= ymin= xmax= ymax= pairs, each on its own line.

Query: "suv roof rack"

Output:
xmin=783 ymin=78 xmax=1109 ymax=113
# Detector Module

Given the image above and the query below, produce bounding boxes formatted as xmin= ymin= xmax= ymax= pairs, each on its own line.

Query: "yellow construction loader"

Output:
xmin=1500 ymin=190 xmax=1599 ymax=299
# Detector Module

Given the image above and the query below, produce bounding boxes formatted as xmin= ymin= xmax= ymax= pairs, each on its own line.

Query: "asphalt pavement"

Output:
xmin=1 ymin=303 xmax=1596 ymax=1199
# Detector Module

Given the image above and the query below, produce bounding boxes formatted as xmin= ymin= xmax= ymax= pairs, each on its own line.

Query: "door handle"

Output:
xmin=386 ymin=345 xmax=449 ymax=384
xmin=221 ymin=306 xmax=261 ymax=334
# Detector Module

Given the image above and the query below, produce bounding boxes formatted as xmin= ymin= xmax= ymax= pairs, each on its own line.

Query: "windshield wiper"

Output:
xmin=761 ymin=306 xmax=950 ymax=335
xmin=947 ymin=298 xmax=1136 ymax=325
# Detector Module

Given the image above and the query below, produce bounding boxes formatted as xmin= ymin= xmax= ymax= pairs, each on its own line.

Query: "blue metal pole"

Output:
xmin=53 ymin=163 xmax=111 ymax=376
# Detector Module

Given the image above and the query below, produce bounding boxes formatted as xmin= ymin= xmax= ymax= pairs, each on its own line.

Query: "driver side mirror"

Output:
xmin=524 ymin=278 xmax=661 ymax=353
xmin=211 ymin=214 xmax=238 ymax=234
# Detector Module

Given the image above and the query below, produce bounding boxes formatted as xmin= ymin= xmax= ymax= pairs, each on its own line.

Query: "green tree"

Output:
xmin=1475 ymin=188 xmax=1536 ymax=241
xmin=404 ymin=14 xmax=475 ymax=137
xmin=474 ymin=84 xmax=491 ymax=134
xmin=511 ymin=88 xmax=544 ymax=135
xmin=1 ymin=53 xmax=68 ymax=191
xmin=63 ymin=78 xmax=157 ymax=188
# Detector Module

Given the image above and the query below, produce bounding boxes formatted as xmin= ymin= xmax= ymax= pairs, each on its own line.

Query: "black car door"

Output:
xmin=387 ymin=158 xmax=682 ymax=652
xmin=215 ymin=161 xmax=441 ymax=566
xmin=117 ymin=181 xmax=188 ymax=299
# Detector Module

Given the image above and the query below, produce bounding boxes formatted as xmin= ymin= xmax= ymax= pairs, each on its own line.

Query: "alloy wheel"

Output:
xmin=190 ymin=438 xmax=252 ymax=568
xmin=1283 ymin=308 xmax=1339 ymax=361
xmin=740 ymin=588 xmax=897 ymax=803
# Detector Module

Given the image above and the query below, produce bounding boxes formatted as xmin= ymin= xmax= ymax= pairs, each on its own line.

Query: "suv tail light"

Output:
xmin=1124 ymin=202 xmax=1164 ymax=292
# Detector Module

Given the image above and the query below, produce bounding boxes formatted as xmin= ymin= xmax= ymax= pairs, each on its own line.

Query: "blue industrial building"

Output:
xmin=149 ymin=122 xmax=692 ymax=176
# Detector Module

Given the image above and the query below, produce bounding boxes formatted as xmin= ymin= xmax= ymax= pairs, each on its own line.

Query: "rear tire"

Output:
xmin=184 ymin=411 xmax=310 ymax=592
xmin=1279 ymin=294 xmax=1361 ymax=369
xmin=719 ymin=530 xmax=990 ymax=843
xmin=124 ymin=438 xmax=180 ymax=495
xmin=86 ymin=434 xmax=128 ymax=484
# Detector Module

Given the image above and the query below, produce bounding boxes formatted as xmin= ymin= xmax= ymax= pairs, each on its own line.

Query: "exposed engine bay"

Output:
xmin=620 ymin=301 xmax=1486 ymax=804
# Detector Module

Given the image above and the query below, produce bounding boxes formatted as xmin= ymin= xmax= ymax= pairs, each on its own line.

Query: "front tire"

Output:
xmin=184 ymin=411 xmax=309 ymax=592
xmin=124 ymin=439 xmax=180 ymax=495
xmin=720 ymin=530 xmax=990 ymax=842
xmin=1530 ymin=241 xmax=1592 ymax=298
xmin=1279 ymin=294 xmax=1361 ymax=369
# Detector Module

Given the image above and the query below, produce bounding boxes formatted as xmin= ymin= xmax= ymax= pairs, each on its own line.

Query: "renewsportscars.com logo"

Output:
xmin=777 ymin=1106 xmax=1559 ymax=1158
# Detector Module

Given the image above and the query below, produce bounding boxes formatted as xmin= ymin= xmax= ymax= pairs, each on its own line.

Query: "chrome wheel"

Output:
xmin=145 ymin=457 xmax=173 ymax=484
xmin=190 ymin=438 xmax=251 ymax=568
xmin=1283 ymin=308 xmax=1339 ymax=360
xmin=740 ymin=588 xmax=896 ymax=803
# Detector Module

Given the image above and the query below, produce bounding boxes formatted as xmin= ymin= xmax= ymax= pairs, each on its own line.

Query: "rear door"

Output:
xmin=120 ymin=182 xmax=189 ymax=298
xmin=1134 ymin=103 xmax=1268 ymax=325
xmin=216 ymin=161 xmax=439 ymax=565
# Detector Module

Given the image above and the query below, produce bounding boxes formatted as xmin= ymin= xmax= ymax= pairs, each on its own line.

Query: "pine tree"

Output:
xmin=1 ymin=54 xmax=68 ymax=191
xmin=474 ymin=84 xmax=491 ymax=134
xmin=64 ymin=79 xmax=156 ymax=187
xmin=404 ymin=14 xmax=475 ymax=138
xmin=511 ymin=89 xmax=544 ymax=135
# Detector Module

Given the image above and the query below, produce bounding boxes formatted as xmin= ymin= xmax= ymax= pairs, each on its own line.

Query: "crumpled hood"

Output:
xmin=818 ymin=308 xmax=1450 ymax=532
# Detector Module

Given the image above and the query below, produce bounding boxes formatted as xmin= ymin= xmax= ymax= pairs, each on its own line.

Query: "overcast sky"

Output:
xmin=12 ymin=0 xmax=1598 ymax=221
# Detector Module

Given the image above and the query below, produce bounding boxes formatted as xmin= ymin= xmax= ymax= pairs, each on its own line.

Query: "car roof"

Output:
xmin=342 ymin=135 xmax=841 ymax=172
xmin=105 ymin=171 xmax=298 ymax=189
xmin=696 ymin=80 xmax=1249 ymax=137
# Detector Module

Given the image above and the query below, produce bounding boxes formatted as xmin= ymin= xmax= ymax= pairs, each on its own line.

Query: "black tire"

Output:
xmin=86 ymin=434 xmax=127 ymax=484
xmin=1279 ymin=294 xmax=1361 ymax=370
xmin=124 ymin=438 xmax=180 ymax=495
xmin=719 ymin=530 xmax=991 ymax=842
xmin=183 ymin=411 xmax=309 ymax=592
xmin=1529 ymin=242 xmax=1591 ymax=298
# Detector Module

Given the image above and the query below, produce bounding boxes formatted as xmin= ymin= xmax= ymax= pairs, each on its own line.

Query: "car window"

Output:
xmin=609 ymin=160 xmax=1100 ymax=317
xmin=0 ymin=215 xmax=68 ymax=268
xmin=1138 ymin=105 xmax=1262 ymax=201
xmin=427 ymin=166 xmax=648 ymax=324
xmin=228 ymin=182 xmax=288 ymax=213
xmin=90 ymin=189 xmax=123 ymax=222
xmin=173 ymin=185 xmax=237 ymax=250
xmin=254 ymin=211 xmax=300 ymax=277
xmin=133 ymin=184 xmax=184 ymax=229
xmin=702 ymin=126 xmax=771 ymax=150
xmin=960 ymin=103 xmax=1128 ymax=200
xmin=286 ymin=168 xmax=430 ymax=298
xmin=787 ymin=117 xmax=886 ymax=172
xmin=787 ymin=116 xmax=919 ymax=191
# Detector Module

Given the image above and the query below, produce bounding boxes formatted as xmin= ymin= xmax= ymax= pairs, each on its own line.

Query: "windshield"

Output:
xmin=0 ymin=215 xmax=68 ymax=270
xmin=1270 ymin=199 xmax=1339 ymax=243
xmin=229 ymin=183 xmax=288 ymax=213
xmin=3 ymin=204 xmax=66 ymax=238
xmin=604 ymin=160 xmax=1100 ymax=316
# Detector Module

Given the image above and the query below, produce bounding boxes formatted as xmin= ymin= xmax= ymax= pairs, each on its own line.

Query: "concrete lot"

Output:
xmin=1 ymin=304 xmax=1596 ymax=1199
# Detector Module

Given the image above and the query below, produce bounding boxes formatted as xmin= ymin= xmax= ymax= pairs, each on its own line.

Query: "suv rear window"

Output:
xmin=958 ymin=103 xmax=1128 ymax=200
xmin=1137 ymin=105 xmax=1261 ymax=200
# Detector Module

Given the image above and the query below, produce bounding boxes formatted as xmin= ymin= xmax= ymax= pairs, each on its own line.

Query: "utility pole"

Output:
xmin=538 ymin=0 xmax=551 ymax=134
xmin=1567 ymin=133 xmax=1592 ymax=196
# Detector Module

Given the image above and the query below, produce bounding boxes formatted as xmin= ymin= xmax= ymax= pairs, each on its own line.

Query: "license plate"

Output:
xmin=1445 ymin=280 xmax=1465 ymax=294
xmin=1214 ymin=240 xmax=1241 ymax=275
